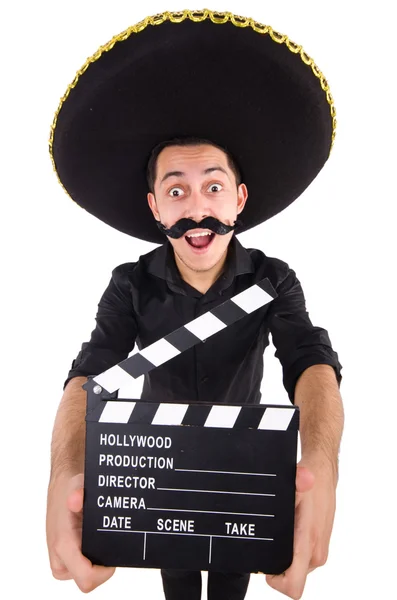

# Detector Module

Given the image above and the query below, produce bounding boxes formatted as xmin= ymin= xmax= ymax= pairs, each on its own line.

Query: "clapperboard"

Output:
xmin=81 ymin=278 xmax=299 ymax=575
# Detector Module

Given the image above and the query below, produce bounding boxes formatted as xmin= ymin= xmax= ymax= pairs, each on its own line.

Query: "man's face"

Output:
xmin=147 ymin=144 xmax=248 ymax=273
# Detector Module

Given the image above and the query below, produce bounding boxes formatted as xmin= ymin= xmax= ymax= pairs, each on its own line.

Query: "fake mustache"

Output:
xmin=156 ymin=216 xmax=243 ymax=239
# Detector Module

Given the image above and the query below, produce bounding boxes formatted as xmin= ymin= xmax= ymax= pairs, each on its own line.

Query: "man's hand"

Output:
xmin=266 ymin=463 xmax=336 ymax=599
xmin=46 ymin=473 xmax=116 ymax=592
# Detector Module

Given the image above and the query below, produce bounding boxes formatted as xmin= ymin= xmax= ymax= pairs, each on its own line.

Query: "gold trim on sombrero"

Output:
xmin=48 ymin=8 xmax=337 ymax=201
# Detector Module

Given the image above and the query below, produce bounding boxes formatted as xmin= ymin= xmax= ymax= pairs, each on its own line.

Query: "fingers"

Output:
xmin=66 ymin=473 xmax=84 ymax=513
xmin=57 ymin=539 xmax=116 ymax=592
xmin=47 ymin=472 xmax=115 ymax=592
xmin=308 ymin=544 xmax=329 ymax=571
xmin=266 ymin=538 xmax=311 ymax=599
xmin=296 ymin=466 xmax=315 ymax=494
xmin=50 ymin=533 xmax=116 ymax=592
xmin=50 ymin=553 xmax=73 ymax=581
xmin=295 ymin=466 xmax=315 ymax=507
xmin=266 ymin=555 xmax=310 ymax=598
xmin=67 ymin=487 xmax=84 ymax=513
xmin=266 ymin=480 xmax=314 ymax=599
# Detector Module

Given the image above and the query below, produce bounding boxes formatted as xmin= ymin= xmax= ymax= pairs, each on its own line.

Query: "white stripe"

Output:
xmin=258 ymin=407 xmax=294 ymax=431
xmin=97 ymin=528 xmax=273 ymax=541
xmin=184 ymin=312 xmax=226 ymax=340
xmin=174 ymin=468 xmax=276 ymax=476
xmin=117 ymin=374 xmax=145 ymax=399
xmin=158 ymin=487 xmax=274 ymax=497
xmin=94 ymin=364 xmax=134 ymax=393
xmin=99 ymin=401 xmax=136 ymax=423
xmin=140 ymin=338 xmax=180 ymax=367
xmin=147 ymin=507 xmax=274 ymax=517
xmin=152 ymin=403 xmax=189 ymax=425
xmin=205 ymin=405 xmax=241 ymax=428
xmin=231 ymin=285 xmax=273 ymax=313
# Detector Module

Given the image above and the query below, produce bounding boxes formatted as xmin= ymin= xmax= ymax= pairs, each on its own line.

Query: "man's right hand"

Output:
xmin=46 ymin=473 xmax=116 ymax=592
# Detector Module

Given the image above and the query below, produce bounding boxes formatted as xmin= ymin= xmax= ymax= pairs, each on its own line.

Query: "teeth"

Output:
xmin=186 ymin=232 xmax=212 ymax=238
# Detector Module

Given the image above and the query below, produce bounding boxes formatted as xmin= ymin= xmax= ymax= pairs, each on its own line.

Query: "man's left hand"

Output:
xmin=265 ymin=462 xmax=336 ymax=599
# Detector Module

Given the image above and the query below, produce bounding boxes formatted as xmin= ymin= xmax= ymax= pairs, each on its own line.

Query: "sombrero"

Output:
xmin=49 ymin=8 xmax=336 ymax=244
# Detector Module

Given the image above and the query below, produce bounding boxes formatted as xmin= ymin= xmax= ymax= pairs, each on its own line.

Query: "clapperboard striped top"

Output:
xmin=91 ymin=278 xmax=278 ymax=395
xmin=86 ymin=399 xmax=299 ymax=432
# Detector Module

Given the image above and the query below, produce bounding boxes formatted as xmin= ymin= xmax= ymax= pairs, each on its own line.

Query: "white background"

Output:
xmin=2 ymin=1 xmax=396 ymax=598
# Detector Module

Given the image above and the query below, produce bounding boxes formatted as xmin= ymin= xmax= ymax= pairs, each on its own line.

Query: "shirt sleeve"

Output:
xmin=63 ymin=264 xmax=138 ymax=390
xmin=267 ymin=262 xmax=343 ymax=402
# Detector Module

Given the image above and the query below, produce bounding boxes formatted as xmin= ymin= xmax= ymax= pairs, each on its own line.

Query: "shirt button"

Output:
xmin=201 ymin=376 xmax=209 ymax=383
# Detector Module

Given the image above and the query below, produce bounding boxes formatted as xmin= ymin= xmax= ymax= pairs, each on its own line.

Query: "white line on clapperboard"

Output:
xmin=147 ymin=508 xmax=274 ymax=517
xmin=175 ymin=469 xmax=276 ymax=476
xmin=157 ymin=488 xmax=275 ymax=496
xmin=97 ymin=529 xmax=274 ymax=541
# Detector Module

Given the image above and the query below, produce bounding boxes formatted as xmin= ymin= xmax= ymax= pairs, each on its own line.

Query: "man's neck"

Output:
xmin=174 ymin=248 xmax=228 ymax=295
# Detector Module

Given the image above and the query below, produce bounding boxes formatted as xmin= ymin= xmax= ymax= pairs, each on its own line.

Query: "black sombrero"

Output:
xmin=49 ymin=9 xmax=336 ymax=244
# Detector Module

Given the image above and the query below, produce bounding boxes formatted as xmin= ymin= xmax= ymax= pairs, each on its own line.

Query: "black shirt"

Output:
xmin=64 ymin=235 xmax=342 ymax=403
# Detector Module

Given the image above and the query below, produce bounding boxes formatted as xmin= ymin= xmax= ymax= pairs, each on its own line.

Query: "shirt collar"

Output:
xmin=146 ymin=234 xmax=254 ymax=294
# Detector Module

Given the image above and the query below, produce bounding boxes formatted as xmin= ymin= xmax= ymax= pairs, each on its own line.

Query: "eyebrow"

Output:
xmin=160 ymin=166 xmax=229 ymax=184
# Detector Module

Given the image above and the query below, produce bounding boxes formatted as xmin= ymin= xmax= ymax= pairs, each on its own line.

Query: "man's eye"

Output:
xmin=169 ymin=187 xmax=184 ymax=197
xmin=208 ymin=183 xmax=222 ymax=192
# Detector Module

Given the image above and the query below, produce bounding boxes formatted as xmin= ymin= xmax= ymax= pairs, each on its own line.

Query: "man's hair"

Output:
xmin=146 ymin=136 xmax=242 ymax=193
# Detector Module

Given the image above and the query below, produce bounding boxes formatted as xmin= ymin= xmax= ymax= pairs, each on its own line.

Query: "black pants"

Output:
xmin=161 ymin=569 xmax=250 ymax=600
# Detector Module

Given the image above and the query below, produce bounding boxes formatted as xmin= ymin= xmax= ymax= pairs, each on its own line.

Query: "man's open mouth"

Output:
xmin=185 ymin=231 xmax=215 ymax=249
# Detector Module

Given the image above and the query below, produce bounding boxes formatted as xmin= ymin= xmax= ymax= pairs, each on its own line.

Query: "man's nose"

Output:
xmin=185 ymin=191 xmax=211 ymax=222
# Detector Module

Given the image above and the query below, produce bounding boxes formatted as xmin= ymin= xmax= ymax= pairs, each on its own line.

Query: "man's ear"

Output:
xmin=147 ymin=192 xmax=160 ymax=220
xmin=237 ymin=183 xmax=248 ymax=214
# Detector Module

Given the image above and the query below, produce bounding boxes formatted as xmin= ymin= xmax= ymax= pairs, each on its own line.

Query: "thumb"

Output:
xmin=295 ymin=466 xmax=315 ymax=505
xmin=67 ymin=473 xmax=84 ymax=513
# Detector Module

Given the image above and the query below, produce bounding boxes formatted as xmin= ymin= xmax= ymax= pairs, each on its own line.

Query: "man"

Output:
xmin=46 ymin=10 xmax=344 ymax=600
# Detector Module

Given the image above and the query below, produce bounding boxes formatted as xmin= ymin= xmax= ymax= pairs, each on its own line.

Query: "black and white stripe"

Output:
xmin=87 ymin=400 xmax=298 ymax=431
xmin=92 ymin=278 xmax=277 ymax=394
